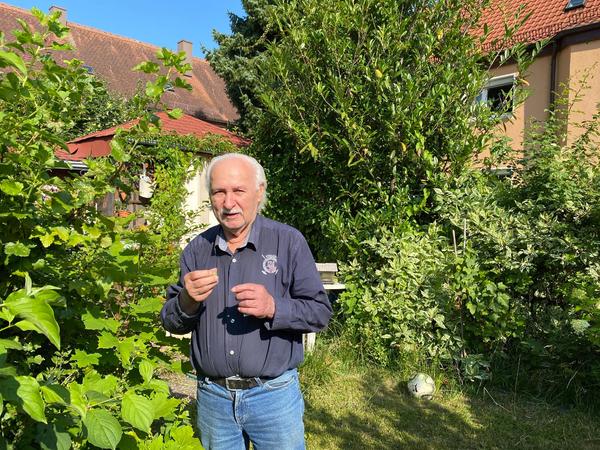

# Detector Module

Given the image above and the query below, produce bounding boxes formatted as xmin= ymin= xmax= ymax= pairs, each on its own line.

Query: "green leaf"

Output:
xmin=33 ymin=287 xmax=64 ymax=306
xmin=150 ymin=393 xmax=179 ymax=420
xmin=139 ymin=359 xmax=154 ymax=383
xmin=170 ymin=425 xmax=203 ymax=448
xmin=16 ymin=376 xmax=46 ymax=423
xmin=0 ymin=362 xmax=17 ymax=377
xmin=145 ymin=81 xmax=163 ymax=98
xmin=147 ymin=378 xmax=170 ymax=395
xmin=71 ymin=350 xmax=101 ymax=368
xmin=121 ymin=391 xmax=154 ymax=432
xmin=97 ymin=331 xmax=119 ymax=349
xmin=130 ymin=297 xmax=163 ymax=315
xmin=466 ymin=302 xmax=476 ymax=315
xmin=0 ymin=180 xmax=24 ymax=196
xmin=0 ymin=339 xmax=22 ymax=351
xmin=82 ymin=311 xmax=120 ymax=333
xmin=0 ymin=308 xmax=15 ymax=322
xmin=40 ymin=234 xmax=55 ymax=248
xmin=166 ymin=108 xmax=183 ymax=119
xmin=110 ymin=138 xmax=129 ymax=162
xmin=67 ymin=383 xmax=87 ymax=418
xmin=84 ymin=408 xmax=123 ymax=450
xmin=41 ymin=384 xmax=69 ymax=405
xmin=4 ymin=242 xmax=31 ymax=257
xmin=116 ymin=337 xmax=136 ymax=366
xmin=38 ymin=423 xmax=72 ymax=450
xmin=173 ymin=77 xmax=192 ymax=90
xmin=82 ymin=371 xmax=118 ymax=397
xmin=53 ymin=226 xmax=70 ymax=241
xmin=5 ymin=289 xmax=61 ymax=349
xmin=0 ymin=50 xmax=27 ymax=75
xmin=133 ymin=61 xmax=160 ymax=74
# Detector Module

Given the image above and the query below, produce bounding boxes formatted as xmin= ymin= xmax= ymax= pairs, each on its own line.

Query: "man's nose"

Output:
xmin=223 ymin=192 xmax=236 ymax=209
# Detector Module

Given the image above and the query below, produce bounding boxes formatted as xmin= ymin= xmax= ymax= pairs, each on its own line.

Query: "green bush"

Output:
xmin=0 ymin=9 xmax=228 ymax=448
xmin=211 ymin=0 xmax=598 ymax=402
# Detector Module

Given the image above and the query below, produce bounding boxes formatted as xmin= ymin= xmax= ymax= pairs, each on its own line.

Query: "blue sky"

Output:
xmin=5 ymin=0 xmax=245 ymax=57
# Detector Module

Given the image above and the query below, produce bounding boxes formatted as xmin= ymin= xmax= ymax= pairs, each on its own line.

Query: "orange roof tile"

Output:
xmin=478 ymin=0 xmax=600 ymax=50
xmin=55 ymin=112 xmax=248 ymax=161
xmin=0 ymin=2 xmax=238 ymax=124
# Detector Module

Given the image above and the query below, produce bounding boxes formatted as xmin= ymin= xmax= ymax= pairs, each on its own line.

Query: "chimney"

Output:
xmin=49 ymin=6 xmax=67 ymax=26
xmin=177 ymin=40 xmax=193 ymax=77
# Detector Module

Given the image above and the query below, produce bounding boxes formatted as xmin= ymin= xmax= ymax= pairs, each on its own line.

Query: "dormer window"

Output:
xmin=565 ymin=0 xmax=585 ymax=11
xmin=83 ymin=65 xmax=94 ymax=74
xmin=165 ymin=82 xmax=175 ymax=92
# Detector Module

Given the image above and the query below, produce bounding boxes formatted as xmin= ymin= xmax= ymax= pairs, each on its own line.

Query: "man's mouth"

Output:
xmin=223 ymin=210 xmax=242 ymax=219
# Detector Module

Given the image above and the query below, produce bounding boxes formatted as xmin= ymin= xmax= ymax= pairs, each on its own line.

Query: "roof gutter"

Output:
xmin=549 ymin=38 xmax=560 ymax=111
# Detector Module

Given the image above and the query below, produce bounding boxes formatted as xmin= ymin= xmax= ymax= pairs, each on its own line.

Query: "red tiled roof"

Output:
xmin=477 ymin=0 xmax=600 ymax=50
xmin=0 ymin=2 xmax=238 ymax=124
xmin=55 ymin=112 xmax=249 ymax=161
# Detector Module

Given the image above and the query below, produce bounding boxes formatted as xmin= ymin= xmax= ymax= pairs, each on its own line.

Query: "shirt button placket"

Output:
xmin=227 ymin=252 xmax=241 ymax=373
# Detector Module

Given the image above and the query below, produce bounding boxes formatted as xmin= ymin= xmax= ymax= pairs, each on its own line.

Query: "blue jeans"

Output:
xmin=196 ymin=369 xmax=305 ymax=450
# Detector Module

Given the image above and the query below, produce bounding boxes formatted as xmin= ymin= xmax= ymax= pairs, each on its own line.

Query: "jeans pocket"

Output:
xmin=263 ymin=372 xmax=296 ymax=391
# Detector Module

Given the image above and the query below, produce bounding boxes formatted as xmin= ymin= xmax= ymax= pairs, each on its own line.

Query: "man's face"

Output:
xmin=209 ymin=158 xmax=264 ymax=239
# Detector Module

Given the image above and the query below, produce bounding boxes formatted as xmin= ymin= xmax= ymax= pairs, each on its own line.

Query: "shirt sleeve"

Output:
xmin=161 ymin=247 xmax=205 ymax=334
xmin=266 ymin=233 xmax=333 ymax=332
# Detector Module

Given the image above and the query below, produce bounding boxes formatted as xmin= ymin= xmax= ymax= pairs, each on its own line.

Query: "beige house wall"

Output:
xmin=488 ymin=37 xmax=600 ymax=151
xmin=563 ymin=40 xmax=600 ymax=145
xmin=488 ymin=55 xmax=552 ymax=150
xmin=183 ymin=159 xmax=219 ymax=244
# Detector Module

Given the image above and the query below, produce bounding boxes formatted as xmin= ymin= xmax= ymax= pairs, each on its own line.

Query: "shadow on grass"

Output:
xmin=304 ymin=370 xmax=479 ymax=449
xmin=303 ymin=366 xmax=600 ymax=450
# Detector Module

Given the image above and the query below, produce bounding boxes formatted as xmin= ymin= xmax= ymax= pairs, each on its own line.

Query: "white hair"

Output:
xmin=205 ymin=153 xmax=268 ymax=212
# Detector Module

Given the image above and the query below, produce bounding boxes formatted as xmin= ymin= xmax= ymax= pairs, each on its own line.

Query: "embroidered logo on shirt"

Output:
xmin=261 ymin=254 xmax=278 ymax=275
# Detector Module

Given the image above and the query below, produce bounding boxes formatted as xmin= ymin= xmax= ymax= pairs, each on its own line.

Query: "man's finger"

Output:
xmin=187 ymin=269 xmax=218 ymax=281
xmin=232 ymin=290 xmax=256 ymax=301
xmin=231 ymin=283 xmax=258 ymax=294
xmin=191 ymin=280 xmax=218 ymax=295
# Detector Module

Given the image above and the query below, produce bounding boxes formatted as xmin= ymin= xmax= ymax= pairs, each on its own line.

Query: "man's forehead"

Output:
xmin=214 ymin=157 xmax=252 ymax=172
xmin=211 ymin=158 xmax=256 ymax=182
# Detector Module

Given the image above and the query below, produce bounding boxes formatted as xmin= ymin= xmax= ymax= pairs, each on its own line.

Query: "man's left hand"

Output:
xmin=231 ymin=283 xmax=275 ymax=319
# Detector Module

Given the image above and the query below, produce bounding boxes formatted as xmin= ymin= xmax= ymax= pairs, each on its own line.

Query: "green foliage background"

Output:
xmin=209 ymin=0 xmax=600 ymax=404
xmin=0 ymin=10 xmax=236 ymax=448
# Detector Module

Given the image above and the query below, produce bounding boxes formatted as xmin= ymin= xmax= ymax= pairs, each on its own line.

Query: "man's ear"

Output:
xmin=257 ymin=183 xmax=265 ymax=203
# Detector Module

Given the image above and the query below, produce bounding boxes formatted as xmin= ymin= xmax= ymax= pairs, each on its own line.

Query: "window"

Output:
xmin=565 ymin=0 xmax=585 ymax=11
xmin=477 ymin=73 xmax=517 ymax=115
xmin=165 ymin=82 xmax=175 ymax=92
xmin=83 ymin=65 xmax=94 ymax=74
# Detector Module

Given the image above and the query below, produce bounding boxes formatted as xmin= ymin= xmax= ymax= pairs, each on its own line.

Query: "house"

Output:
xmin=0 ymin=2 xmax=248 ymax=229
xmin=478 ymin=0 xmax=600 ymax=149
xmin=55 ymin=112 xmax=248 ymax=228
xmin=0 ymin=2 xmax=238 ymax=126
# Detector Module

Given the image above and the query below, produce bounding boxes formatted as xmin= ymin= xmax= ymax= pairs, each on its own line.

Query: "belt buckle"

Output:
xmin=225 ymin=375 xmax=245 ymax=390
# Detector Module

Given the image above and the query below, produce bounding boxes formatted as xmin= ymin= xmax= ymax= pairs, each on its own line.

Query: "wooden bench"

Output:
xmin=303 ymin=263 xmax=345 ymax=352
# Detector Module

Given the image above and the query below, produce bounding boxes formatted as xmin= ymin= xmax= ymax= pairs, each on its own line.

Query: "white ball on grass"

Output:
xmin=407 ymin=373 xmax=436 ymax=399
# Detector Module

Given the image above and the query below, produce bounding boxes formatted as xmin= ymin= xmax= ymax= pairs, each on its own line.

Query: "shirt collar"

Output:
xmin=214 ymin=215 xmax=262 ymax=253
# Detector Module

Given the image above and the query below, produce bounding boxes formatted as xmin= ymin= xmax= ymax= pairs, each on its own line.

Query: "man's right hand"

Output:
xmin=179 ymin=268 xmax=218 ymax=315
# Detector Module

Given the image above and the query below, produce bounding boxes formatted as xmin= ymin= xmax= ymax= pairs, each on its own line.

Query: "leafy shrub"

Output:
xmin=0 ymin=9 xmax=227 ymax=448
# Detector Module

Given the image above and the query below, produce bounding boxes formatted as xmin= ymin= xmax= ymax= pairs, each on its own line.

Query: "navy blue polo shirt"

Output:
xmin=161 ymin=215 xmax=332 ymax=378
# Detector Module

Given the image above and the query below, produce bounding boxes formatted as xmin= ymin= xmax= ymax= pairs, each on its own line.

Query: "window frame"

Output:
xmin=477 ymin=73 xmax=518 ymax=118
xmin=565 ymin=0 xmax=585 ymax=11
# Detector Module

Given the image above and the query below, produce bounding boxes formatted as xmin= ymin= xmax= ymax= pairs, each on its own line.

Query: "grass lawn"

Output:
xmin=300 ymin=341 xmax=600 ymax=450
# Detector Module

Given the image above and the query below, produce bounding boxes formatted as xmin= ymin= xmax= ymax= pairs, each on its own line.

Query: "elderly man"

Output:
xmin=161 ymin=153 xmax=332 ymax=450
